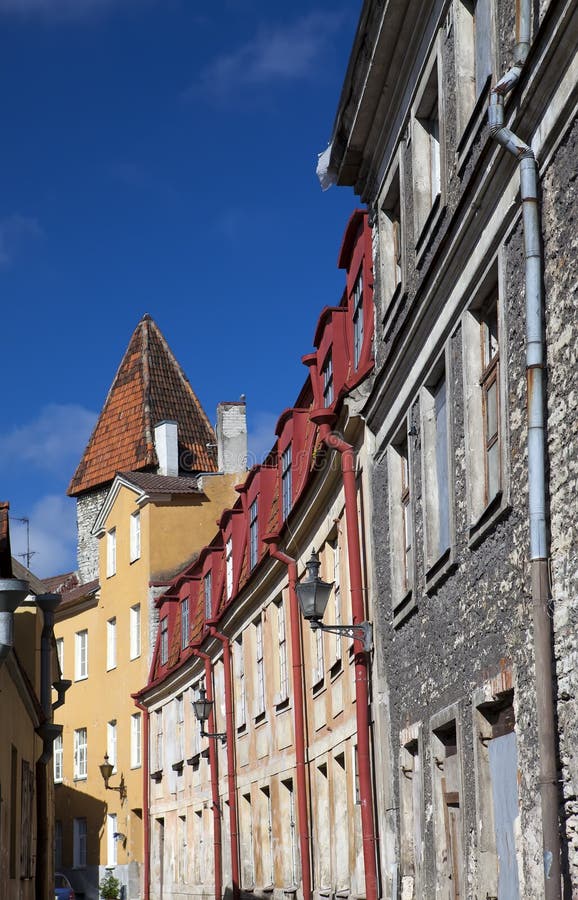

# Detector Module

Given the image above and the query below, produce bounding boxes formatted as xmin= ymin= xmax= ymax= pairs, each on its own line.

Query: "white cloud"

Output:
xmin=0 ymin=404 xmax=97 ymax=477
xmin=191 ymin=10 xmax=347 ymax=100
xmin=10 ymin=494 xmax=77 ymax=578
xmin=247 ymin=410 xmax=278 ymax=466
xmin=0 ymin=214 xmax=42 ymax=268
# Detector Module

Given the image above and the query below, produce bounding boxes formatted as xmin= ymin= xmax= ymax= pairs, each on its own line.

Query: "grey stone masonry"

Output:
xmin=76 ymin=487 xmax=108 ymax=583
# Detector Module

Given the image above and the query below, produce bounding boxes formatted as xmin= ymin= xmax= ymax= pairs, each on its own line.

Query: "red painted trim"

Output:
xmin=263 ymin=536 xmax=312 ymax=900
xmin=209 ymin=628 xmax=240 ymax=900
xmin=311 ymin=413 xmax=378 ymax=900
xmin=192 ymin=650 xmax=223 ymax=900
xmin=132 ymin=696 xmax=150 ymax=900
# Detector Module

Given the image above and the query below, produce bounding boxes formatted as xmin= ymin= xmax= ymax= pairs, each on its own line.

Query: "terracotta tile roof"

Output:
xmin=42 ymin=571 xmax=79 ymax=594
xmin=68 ymin=314 xmax=218 ymax=496
xmin=119 ymin=471 xmax=202 ymax=494
xmin=58 ymin=579 xmax=99 ymax=611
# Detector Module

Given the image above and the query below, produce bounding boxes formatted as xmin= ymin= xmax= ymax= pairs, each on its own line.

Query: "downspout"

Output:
xmin=35 ymin=593 xmax=62 ymax=900
xmin=310 ymin=413 xmax=378 ymax=900
xmin=488 ymin=6 xmax=562 ymax=896
xmin=208 ymin=627 xmax=240 ymax=900
xmin=262 ymin=537 xmax=312 ymax=900
xmin=0 ymin=577 xmax=29 ymax=666
xmin=132 ymin=697 xmax=151 ymax=900
xmin=193 ymin=649 xmax=223 ymax=900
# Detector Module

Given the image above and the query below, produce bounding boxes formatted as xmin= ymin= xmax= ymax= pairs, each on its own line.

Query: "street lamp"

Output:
xmin=192 ymin=688 xmax=227 ymax=744
xmin=99 ymin=754 xmax=127 ymax=801
xmin=295 ymin=549 xmax=373 ymax=652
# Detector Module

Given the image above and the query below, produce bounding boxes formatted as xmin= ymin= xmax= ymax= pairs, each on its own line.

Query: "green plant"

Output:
xmin=99 ymin=871 xmax=121 ymax=899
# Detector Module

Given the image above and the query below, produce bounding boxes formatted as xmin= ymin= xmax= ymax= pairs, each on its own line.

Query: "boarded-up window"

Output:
xmin=432 ymin=717 xmax=464 ymax=900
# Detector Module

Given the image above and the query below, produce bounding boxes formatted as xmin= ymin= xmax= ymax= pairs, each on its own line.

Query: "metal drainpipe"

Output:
xmin=208 ymin=627 xmax=241 ymax=900
xmin=193 ymin=649 xmax=223 ymax=900
xmin=311 ymin=413 xmax=379 ymax=900
xmin=0 ymin=577 xmax=29 ymax=666
xmin=263 ymin=536 xmax=312 ymax=900
xmin=488 ymin=4 xmax=562 ymax=895
xmin=132 ymin=697 xmax=151 ymax=900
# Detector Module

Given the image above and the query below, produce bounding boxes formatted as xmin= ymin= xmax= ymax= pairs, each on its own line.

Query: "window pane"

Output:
xmin=487 ymin=441 xmax=500 ymax=500
xmin=486 ymin=379 xmax=498 ymax=440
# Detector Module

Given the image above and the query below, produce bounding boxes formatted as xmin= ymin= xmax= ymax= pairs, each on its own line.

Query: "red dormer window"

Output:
xmin=352 ymin=269 xmax=364 ymax=369
xmin=160 ymin=617 xmax=168 ymax=665
xmin=322 ymin=351 xmax=334 ymax=406
xmin=225 ymin=536 xmax=233 ymax=600
xmin=204 ymin=570 xmax=212 ymax=620
xmin=181 ymin=595 xmax=189 ymax=650
xmin=249 ymin=498 xmax=259 ymax=569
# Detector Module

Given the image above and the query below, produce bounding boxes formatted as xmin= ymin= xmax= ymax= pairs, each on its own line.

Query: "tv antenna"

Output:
xmin=14 ymin=516 xmax=37 ymax=569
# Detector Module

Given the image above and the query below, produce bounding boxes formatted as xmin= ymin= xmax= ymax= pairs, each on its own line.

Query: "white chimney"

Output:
xmin=155 ymin=420 xmax=179 ymax=477
xmin=216 ymin=401 xmax=247 ymax=475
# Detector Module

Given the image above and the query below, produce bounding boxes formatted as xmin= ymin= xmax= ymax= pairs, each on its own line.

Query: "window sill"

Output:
xmin=254 ymin=711 xmax=267 ymax=727
xmin=330 ymin=659 xmax=343 ymax=681
xmin=129 ymin=653 xmax=141 ymax=662
xmin=171 ymin=760 xmax=184 ymax=774
xmin=130 ymin=763 xmax=142 ymax=771
xmin=425 ymin=547 xmax=457 ymax=594
xmin=415 ymin=194 xmax=445 ymax=269
xmin=187 ymin=754 xmax=200 ymax=771
xmin=73 ymin=776 xmax=87 ymax=783
xmin=393 ymin=588 xmax=417 ymax=628
xmin=74 ymin=675 xmax=88 ymax=683
xmin=312 ymin=677 xmax=325 ymax=698
xmin=149 ymin=769 xmax=163 ymax=782
xmin=381 ymin=282 xmax=407 ymax=341
xmin=274 ymin=696 xmax=290 ymax=714
xmin=468 ymin=490 xmax=511 ymax=549
xmin=236 ymin=722 xmax=247 ymax=736
xmin=106 ymin=665 xmax=116 ymax=673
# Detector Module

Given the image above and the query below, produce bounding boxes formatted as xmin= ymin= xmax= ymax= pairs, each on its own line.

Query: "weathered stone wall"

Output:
xmin=75 ymin=487 xmax=108 ymax=583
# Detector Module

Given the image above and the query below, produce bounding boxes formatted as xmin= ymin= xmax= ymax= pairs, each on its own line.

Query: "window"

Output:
xmin=249 ymin=499 xmax=259 ymax=570
xmin=131 ymin=712 xmax=142 ymax=768
xmin=281 ymin=445 xmax=292 ymax=519
xmin=421 ymin=362 xmax=452 ymax=570
xmin=73 ymin=728 xmax=87 ymax=780
xmin=413 ymin=52 xmax=443 ymax=237
xmin=130 ymin=603 xmax=141 ymax=659
xmin=388 ymin=424 xmax=415 ymax=622
xmin=56 ymin=637 xmax=64 ymax=674
xmin=191 ymin=682 xmax=203 ymax=758
xmin=281 ymin=779 xmax=298 ymax=887
xmin=193 ymin=809 xmax=205 ymax=884
xmin=176 ymin=694 xmax=184 ymax=762
xmin=352 ymin=270 xmax=364 ymax=368
xmin=379 ymin=157 xmax=405 ymax=317
xmin=259 ymin=786 xmax=274 ymax=886
xmin=181 ymin=597 xmax=189 ymax=650
xmin=240 ymin=793 xmax=254 ymax=887
xmin=55 ymin=820 xmax=63 ymax=870
xmin=73 ymin=817 xmax=87 ymax=868
xmin=330 ymin=536 xmax=342 ymax=668
xmin=107 ymin=813 xmax=117 ymax=867
xmin=226 ymin=537 xmax=233 ymax=600
xmin=107 ymin=720 xmax=117 ymax=773
xmin=255 ymin=618 xmax=265 ymax=717
xmin=333 ymin=754 xmax=349 ymax=890
xmin=455 ymin=0 xmax=494 ymax=133
xmin=204 ymin=571 xmax=212 ymax=620
xmin=154 ymin=710 xmax=163 ymax=771
xmin=74 ymin=629 xmax=88 ymax=681
xmin=106 ymin=617 xmax=117 ymax=670
xmin=463 ymin=281 xmax=507 ymax=533
xmin=54 ymin=733 xmax=63 ymax=783
xmin=431 ymin=714 xmax=464 ymax=899
xmin=130 ymin=510 xmax=141 ymax=562
xmin=10 ymin=746 xmax=17 ymax=878
xmin=399 ymin=725 xmax=424 ymax=896
xmin=315 ymin=763 xmax=330 ymax=888
xmin=322 ymin=351 xmax=334 ymax=406
xmin=160 ymin=617 xmax=168 ymax=665
xmin=235 ymin=637 xmax=246 ymax=729
xmin=474 ymin=688 xmax=520 ymax=898
xmin=106 ymin=528 xmax=116 ymax=577
xmin=179 ymin=815 xmax=187 ymax=884
xmin=20 ymin=759 xmax=34 ymax=877
xmin=276 ymin=599 xmax=288 ymax=703
xmin=313 ymin=623 xmax=324 ymax=687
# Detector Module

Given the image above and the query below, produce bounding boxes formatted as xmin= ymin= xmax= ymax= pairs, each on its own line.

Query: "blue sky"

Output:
xmin=0 ymin=0 xmax=359 ymax=577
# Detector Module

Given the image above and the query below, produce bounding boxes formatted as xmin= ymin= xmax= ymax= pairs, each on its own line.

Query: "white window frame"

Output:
xmin=73 ymin=728 xmax=87 ymax=781
xmin=130 ymin=510 xmax=141 ymax=562
xmin=276 ymin=598 xmax=288 ymax=703
xmin=54 ymin=733 xmax=63 ymax=783
xmin=379 ymin=148 xmax=406 ymax=326
xmin=181 ymin=597 xmax=189 ymax=651
xmin=131 ymin=712 xmax=142 ymax=768
xmin=204 ymin=571 xmax=212 ymax=620
xmin=352 ymin=270 xmax=364 ymax=369
xmin=388 ymin=421 xmax=416 ymax=624
xmin=226 ymin=537 xmax=233 ymax=600
xmin=249 ymin=499 xmax=259 ymax=570
xmin=106 ymin=617 xmax=117 ymax=671
xmin=107 ymin=720 xmax=117 ymax=774
xmin=106 ymin=527 xmax=117 ymax=578
xmin=235 ymin=637 xmax=246 ymax=730
xmin=255 ymin=618 xmax=265 ymax=717
xmin=322 ymin=351 xmax=334 ymax=406
xmin=179 ymin=815 xmax=187 ymax=884
xmin=73 ymin=817 xmax=87 ymax=868
xmin=412 ymin=45 xmax=445 ymax=243
xmin=74 ymin=629 xmax=88 ymax=681
xmin=154 ymin=709 xmax=163 ymax=772
xmin=130 ymin=603 xmax=141 ymax=660
xmin=330 ymin=535 xmax=342 ymax=668
xmin=56 ymin=637 xmax=64 ymax=675
xmin=160 ymin=617 xmax=168 ymax=665
xmin=176 ymin=694 xmax=185 ymax=762
xmin=107 ymin=813 xmax=117 ymax=867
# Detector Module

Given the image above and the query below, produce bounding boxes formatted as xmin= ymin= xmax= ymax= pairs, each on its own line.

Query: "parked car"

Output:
xmin=54 ymin=873 xmax=75 ymax=900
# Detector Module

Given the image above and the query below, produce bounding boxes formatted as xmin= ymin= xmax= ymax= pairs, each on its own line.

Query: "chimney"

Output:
xmin=154 ymin=421 xmax=179 ymax=477
xmin=216 ymin=400 xmax=247 ymax=475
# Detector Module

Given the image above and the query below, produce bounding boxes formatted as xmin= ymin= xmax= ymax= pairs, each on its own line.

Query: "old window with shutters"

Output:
xmin=412 ymin=47 xmax=444 ymax=240
xmin=388 ymin=419 xmax=416 ymax=624
xmin=379 ymin=149 xmax=406 ymax=327
xmin=431 ymin=711 xmax=464 ymax=900
xmin=399 ymin=725 xmax=424 ymax=897
xmin=454 ymin=0 xmax=495 ymax=136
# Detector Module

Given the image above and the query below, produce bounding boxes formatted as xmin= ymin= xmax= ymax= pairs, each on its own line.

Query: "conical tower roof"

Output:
xmin=68 ymin=314 xmax=218 ymax=496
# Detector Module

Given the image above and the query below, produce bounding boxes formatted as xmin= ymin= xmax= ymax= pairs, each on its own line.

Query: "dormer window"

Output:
xmin=226 ymin=538 xmax=233 ymax=600
xmin=322 ymin=352 xmax=334 ymax=406
xmin=130 ymin=511 xmax=141 ymax=562
xmin=249 ymin=499 xmax=259 ymax=570
xmin=204 ymin=571 xmax=212 ymax=620
xmin=353 ymin=272 xmax=364 ymax=368
xmin=281 ymin=445 xmax=293 ymax=519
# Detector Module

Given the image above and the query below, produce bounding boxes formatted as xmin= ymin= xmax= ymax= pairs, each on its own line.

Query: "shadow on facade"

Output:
xmin=55 ymin=782 xmax=107 ymax=900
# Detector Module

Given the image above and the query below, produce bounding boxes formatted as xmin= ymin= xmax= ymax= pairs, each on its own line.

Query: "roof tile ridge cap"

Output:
xmin=149 ymin=317 xmax=216 ymax=441
xmin=68 ymin=317 xmax=149 ymax=493
xmin=142 ymin=315 xmax=156 ymax=465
